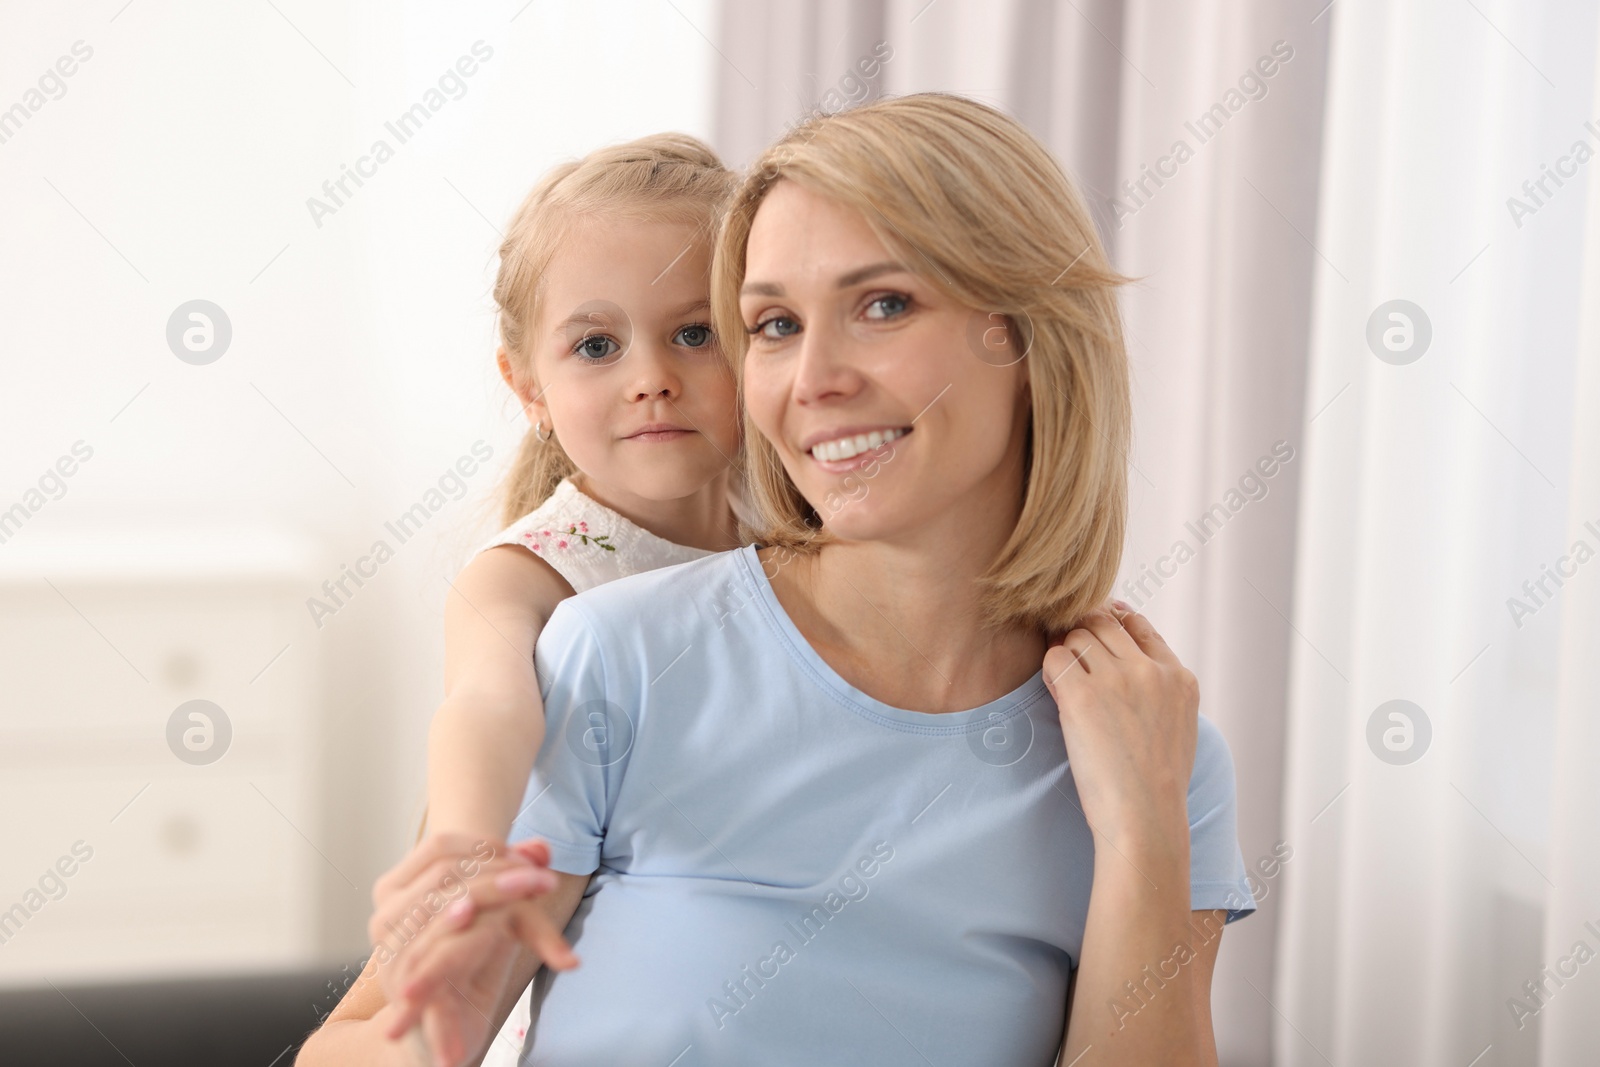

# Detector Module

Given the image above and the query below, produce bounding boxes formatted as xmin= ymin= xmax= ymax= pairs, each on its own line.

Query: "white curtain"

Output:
xmin=1276 ymin=2 xmax=1600 ymax=1066
xmin=714 ymin=2 xmax=1332 ymax=1063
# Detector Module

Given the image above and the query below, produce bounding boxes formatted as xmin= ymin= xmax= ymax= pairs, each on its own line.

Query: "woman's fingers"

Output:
xmin=1044 ymin=629 xmax=1102 ymax=694
xmin=1074 ymin=604 xmax=1143 ymax=660
xmin=511 ymin=901 xmax=581 ymax=971
xmin=418 ymin=1006 xmax=466 ymax=1067
xmin=397 ymin=909 xmax=539 ymax=1009
xmin=1111 ymin=603 xmax=1182 ymax=666
xmin=411 ymin=930 xmax=522 ymax=1067
xmin=384 ymin=918 xmax=497 ymax=1039
xmin=394 ymin=896 xmax=576 ymax=1019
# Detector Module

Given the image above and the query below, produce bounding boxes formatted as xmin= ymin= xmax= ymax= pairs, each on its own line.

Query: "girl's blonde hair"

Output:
xmin=711 ymin=93 xmax=1134 ymax=636
xmin=493 ymin=134 xmax=735 ymax=526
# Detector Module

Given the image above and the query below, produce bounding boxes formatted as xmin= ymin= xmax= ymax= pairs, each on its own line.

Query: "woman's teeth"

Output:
xmin=809 ymin=427 xmax=908 ymax=462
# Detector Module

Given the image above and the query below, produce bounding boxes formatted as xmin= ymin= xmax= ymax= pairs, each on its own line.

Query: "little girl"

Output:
xmin=297 ymin=133 xmax=743 ymax=1065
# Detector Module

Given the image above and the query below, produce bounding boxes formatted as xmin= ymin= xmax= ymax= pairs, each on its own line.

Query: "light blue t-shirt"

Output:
xmin=510 ymin=545 xmax=1255 ymax=1066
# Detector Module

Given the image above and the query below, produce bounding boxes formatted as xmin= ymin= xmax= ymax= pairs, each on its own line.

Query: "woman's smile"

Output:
xmin=803 ymin=425 xmax=910 ymax=468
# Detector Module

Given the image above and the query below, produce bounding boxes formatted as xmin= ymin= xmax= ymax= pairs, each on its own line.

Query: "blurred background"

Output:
xmin=2 ymin=1 xmax=1597 ymax=1065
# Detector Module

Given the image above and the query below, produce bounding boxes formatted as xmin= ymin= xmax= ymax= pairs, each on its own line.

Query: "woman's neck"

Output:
xmin=572 ymin=469 xmax=742 ymax=552
xmin=770 ymin=481 xmax=1048 ymax=715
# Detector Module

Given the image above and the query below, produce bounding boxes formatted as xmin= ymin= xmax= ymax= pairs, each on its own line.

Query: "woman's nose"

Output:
xmin=791 ymin=321 xmax=861 ymax=405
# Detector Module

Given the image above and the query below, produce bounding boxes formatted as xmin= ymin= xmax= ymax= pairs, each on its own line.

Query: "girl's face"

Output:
xmin=738 ymin=181 xmax=1031 ymax=545
xmin=507 ymin=217 xmax=740 ymax=503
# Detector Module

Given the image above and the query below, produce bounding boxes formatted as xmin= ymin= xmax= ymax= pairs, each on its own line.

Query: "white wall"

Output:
xmin=0 ymin=0 xmax=718 ymax=971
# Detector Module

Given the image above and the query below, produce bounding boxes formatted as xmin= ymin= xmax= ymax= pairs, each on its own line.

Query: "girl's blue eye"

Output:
xmin=865 ymin=294 xmax=909 ymax=320
xmin=575 ymin=335 xmax=621 ymax=362
xmin=754 ymin=316 xmax=800 ymax=340
xmin=675 ymin=324 xmax=713 ymax=348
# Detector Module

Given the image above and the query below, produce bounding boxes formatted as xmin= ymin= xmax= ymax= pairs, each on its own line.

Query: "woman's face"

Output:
xmin=739 ymin=180 xmax=1031 ymax=546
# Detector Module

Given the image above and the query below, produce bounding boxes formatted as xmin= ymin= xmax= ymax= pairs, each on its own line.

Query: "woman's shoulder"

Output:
xmin=554 ymin=545 xmax=759 ymax=639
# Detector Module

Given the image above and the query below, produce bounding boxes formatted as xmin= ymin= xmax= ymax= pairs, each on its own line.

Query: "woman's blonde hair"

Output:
xmin=711 ymin=93 xmax=1134 ymax=636
xmin=493 ymin=134 xmax=735 ymax=526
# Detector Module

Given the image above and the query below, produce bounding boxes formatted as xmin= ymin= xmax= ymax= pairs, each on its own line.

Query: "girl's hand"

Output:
xmin=368 ymin=833 xmax=553 ymax=964
xmin=385 ymin=854 xmax=581 ymax=1037
xmin=1041 ymin=602 xmax=1200 ymax=852
xmin=368 ymin=835 xmax=561 ymax=1019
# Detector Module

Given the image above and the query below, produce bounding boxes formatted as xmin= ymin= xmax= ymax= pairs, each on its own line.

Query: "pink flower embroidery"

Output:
xmin=518 ymin=523 xmax=614 ymax=552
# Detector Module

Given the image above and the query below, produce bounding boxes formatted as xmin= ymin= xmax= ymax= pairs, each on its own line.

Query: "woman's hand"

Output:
xmin=385 ymin=906 xmax=531 ymax=1067
xmin=1041 ymin=602 xmax=1199 ymax=853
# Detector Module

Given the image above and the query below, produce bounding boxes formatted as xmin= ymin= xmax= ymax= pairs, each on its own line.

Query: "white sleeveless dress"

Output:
xmin=476 ymin=477 xmax=716 ymax=1067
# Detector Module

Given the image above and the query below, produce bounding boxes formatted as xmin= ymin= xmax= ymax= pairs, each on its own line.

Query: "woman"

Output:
xmin=309 ymin=92 xmax=1254 ymax=1067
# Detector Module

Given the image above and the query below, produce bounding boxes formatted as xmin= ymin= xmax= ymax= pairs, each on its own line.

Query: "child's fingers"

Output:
xmin=371 ymin=851 xmax=546 ymax=949
xmin=373 ymin=833 xmax=487 ymax=903
xmin=436 ymin=864 xmax=557 ymax=913
xmin=509 ymin=837 xmax=551 ymax=867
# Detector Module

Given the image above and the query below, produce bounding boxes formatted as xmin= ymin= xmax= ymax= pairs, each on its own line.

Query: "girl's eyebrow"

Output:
xmin=740 ymin=260 xmax=909 ymax=297
xmin=553 ymin=299 xmax=710 ymax=336
xmin=667 ymin=298 xmax=711 ymax=318
xmin=553 ymin=310 xmax=617 ymax=334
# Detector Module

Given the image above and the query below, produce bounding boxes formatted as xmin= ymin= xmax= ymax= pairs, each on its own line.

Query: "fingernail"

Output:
xmin=446 ymin=898 xmax=473 ymax=924
xmin=1112 ymin=599 xmax=1132 ymax=612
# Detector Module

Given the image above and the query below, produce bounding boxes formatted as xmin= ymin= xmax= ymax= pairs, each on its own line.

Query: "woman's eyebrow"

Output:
xmin=835 ymin=261 xmax=909 ymax=288
xmin=741 ymin=261 xmax=910 ymax=298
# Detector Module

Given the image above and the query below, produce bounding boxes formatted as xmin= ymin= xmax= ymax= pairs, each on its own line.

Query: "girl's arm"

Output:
xmin=426 ymin=545 xmax=575 ymax=837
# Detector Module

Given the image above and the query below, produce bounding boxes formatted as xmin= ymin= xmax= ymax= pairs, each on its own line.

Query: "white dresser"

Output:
xmin=0 ymin=529 xmax=325 ymax=986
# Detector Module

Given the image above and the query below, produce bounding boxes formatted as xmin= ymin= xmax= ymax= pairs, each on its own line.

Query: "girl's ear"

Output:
xmin=498 ymin=345 xmax=549 ymax=423
xmin=496 ymin=345 xmax=517 ymax=391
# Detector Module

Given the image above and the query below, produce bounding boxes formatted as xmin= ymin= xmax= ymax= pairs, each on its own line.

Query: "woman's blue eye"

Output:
xmin=756 ymin=316 xmax=800 ymax=340
xmin=575 ymin=335 xmax=620 ymax=361
xmin=865 ymin=294 xmax=909 ymax=319
xmin=675 ymin=324 xmax=712 ymax=348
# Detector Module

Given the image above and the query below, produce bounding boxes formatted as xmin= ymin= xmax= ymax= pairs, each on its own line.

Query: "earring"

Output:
xmin=535 ymin=419 xmax=552 ymax=443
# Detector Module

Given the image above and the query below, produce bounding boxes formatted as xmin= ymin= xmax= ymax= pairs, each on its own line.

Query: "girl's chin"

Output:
xmin=595 ymin=464 xmax=728 ymax=502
